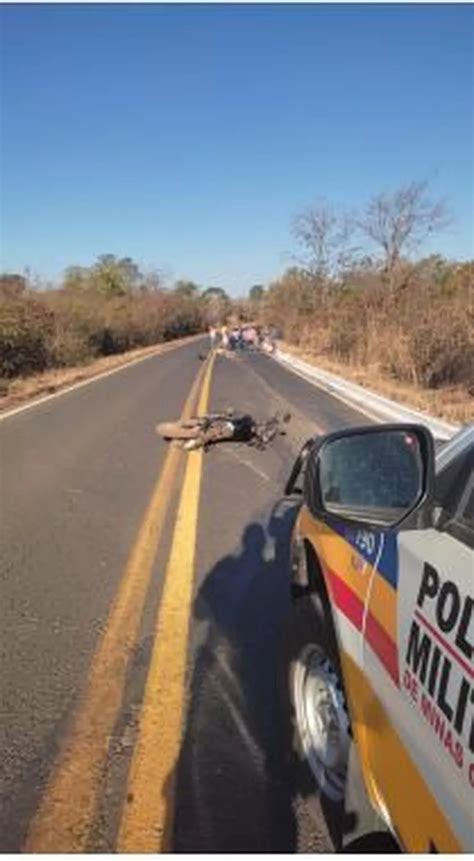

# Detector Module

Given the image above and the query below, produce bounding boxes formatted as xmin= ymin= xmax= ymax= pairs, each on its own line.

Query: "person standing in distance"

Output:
xmin=209 ymin=324 xmax=217 ymax=350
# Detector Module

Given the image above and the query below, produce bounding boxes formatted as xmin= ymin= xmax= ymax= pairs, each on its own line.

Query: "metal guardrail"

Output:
xmin=274 ymin=348 xmax=460 ymax=441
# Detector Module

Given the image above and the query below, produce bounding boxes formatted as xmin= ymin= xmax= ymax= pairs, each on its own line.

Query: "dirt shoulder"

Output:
xmin=0 ymin=335 xmax=202 ymax=414
xmin=279 ymin=342 xmax=473 ymax=426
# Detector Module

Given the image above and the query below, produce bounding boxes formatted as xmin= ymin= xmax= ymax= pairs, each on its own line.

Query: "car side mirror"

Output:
xmin=305 ymin=424 xmax=435 ymax=529
xmin=285 ymin=438 xmax=318 ymax=496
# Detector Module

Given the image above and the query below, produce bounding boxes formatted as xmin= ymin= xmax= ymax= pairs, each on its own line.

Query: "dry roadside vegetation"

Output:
xmin=260 ymin=259 xmax=473 ymax=424
xmin=0 ymin=339 xmax=201 ymax=412
xmin=254 ymin=182 xmax=474 ymax=425
xmin=1 ymin=182 xmax=473 ymax=422
xmin=0 ymin=256 xmax=232 ymax=408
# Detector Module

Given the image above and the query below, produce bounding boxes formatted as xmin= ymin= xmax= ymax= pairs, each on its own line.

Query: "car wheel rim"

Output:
xmin=293 ymin=644 xmax=350 ymax=801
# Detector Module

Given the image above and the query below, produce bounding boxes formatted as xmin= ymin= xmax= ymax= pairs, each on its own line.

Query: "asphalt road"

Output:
xmin=0 ymin=338 xmax=371 ymax=853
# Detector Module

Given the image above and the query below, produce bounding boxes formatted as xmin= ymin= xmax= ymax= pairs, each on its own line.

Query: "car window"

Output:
xmin=435 ymin=446 xmax=474 ymax=545
xmin=456 ymin=471 xmax=474 ymax=528
xmin=435 ymin=447 xmax=473 ymax=518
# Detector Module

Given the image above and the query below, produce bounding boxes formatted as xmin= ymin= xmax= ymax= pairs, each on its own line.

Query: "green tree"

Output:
xmin=63 ymin=255 xmax=144 ymax=297
xmin=173 ymin=280 xmax=200 ymax=298
xmin=249 ymin=284 xmax=265 ymax=302
xmin=93 ymin=254 xmax=142 ymax=297
xmin=201 ymin=286 xmax=231 ymax=324
xmin=202 ymin=286 xmax=228 ymax=300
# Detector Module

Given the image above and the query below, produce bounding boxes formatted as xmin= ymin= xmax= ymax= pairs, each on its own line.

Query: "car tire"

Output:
xmin=281 ymin=588 xmax=350 ymax=850
xmin=281 ymin=578 xmax=394 ymax=852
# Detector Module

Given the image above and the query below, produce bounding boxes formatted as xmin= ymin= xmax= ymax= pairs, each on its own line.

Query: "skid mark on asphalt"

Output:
xmin=24 ymin=357 xmax=209 ymax=853
xmin=117 ymin=353 xmax=215 ymax=852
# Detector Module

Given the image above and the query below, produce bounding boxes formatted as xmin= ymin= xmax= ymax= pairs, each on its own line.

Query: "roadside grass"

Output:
xmin=279 ymin=341 xmax=473 ymax=426
xmin=262 ymin=262 xmax=473 ymax=428
xmin=0 ymin=335 xmax=201 ymax=413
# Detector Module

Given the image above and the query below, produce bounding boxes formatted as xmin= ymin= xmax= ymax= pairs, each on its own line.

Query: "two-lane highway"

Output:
xmin=0 ymin=338 xmax=371 ymax=852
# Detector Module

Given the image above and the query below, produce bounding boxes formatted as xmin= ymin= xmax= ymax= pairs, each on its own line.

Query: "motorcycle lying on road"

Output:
xmin=156 ymin=409 xmax=291 ymax=451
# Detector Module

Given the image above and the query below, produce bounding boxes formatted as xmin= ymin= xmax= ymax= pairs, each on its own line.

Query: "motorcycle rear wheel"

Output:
xmin=156 ymin=420 xmax=201 ymax=440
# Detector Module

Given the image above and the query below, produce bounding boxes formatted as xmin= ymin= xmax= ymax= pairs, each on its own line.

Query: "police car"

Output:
xmin=283 ymin=422 xmax=473 ymax=852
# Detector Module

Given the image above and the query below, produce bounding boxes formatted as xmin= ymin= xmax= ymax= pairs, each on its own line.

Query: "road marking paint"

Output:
xmin=117 ymin=353 xmax=215 ymax=853
xmin=24 ymin=358 xmax=208 ymax=853
xmin=0 ymin=336 xmax=203 ymax=422
xmin=225 ymin=447 xmax=271 ymax=482
xmin=273 ymin=355 xmax=381 ymax=425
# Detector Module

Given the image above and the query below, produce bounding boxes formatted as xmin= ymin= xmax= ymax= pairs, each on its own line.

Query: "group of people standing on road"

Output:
xmin=208 ymin=323 xmax=277 ymax=354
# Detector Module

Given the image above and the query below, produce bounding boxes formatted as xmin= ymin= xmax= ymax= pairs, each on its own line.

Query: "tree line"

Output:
xmin=1 ymin=179 xmax=472 ymax=399
xmin=247 ymin=181 xmax=473 ymax=395
xmin=0 ymin=258 xmax=232 ymax=380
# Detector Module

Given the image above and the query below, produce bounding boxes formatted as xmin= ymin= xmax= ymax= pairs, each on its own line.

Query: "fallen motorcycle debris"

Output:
xmin=156 ymin=410 xmax=291 ymax=451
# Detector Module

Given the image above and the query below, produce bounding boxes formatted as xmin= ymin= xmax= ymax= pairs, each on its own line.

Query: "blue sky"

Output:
xmin=1 ymin=3 xmax=473 ymax=294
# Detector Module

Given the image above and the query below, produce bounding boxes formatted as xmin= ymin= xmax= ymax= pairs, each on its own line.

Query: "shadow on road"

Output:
xmin=172 ymin=498 xmax=300 ymax=852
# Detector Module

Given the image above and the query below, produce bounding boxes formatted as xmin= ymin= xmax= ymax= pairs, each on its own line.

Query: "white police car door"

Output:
xmin=362 ymin=434 xmax=473 ymax=851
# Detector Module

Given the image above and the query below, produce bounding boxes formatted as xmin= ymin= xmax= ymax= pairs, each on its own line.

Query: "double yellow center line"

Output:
xmin=25 ymin=353 xmax=215 ymax=852
xmin=117 ymin=356 xmax=214 ymax=851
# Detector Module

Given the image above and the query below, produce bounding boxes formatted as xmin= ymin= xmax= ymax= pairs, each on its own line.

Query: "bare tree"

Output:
xmin=293 ymin=201 xmax=358 ymax=284
xmin=356 ymin=181 xmax=449 ymax=291
xmin=141 ymin=268 xmax=164 ymax=293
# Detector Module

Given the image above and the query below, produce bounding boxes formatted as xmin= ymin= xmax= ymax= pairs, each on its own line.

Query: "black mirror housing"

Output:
xmin=285 ymin=437 xmax=318 ymax=496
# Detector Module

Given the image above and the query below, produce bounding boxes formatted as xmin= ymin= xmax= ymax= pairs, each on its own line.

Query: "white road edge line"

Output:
xmin=273 ymin=351 xmax=460 ymax=439
xmin=0 ymin=340 xmax=198 ymax=423
xmin=274 ymin=355 xmax=384 ymax=425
